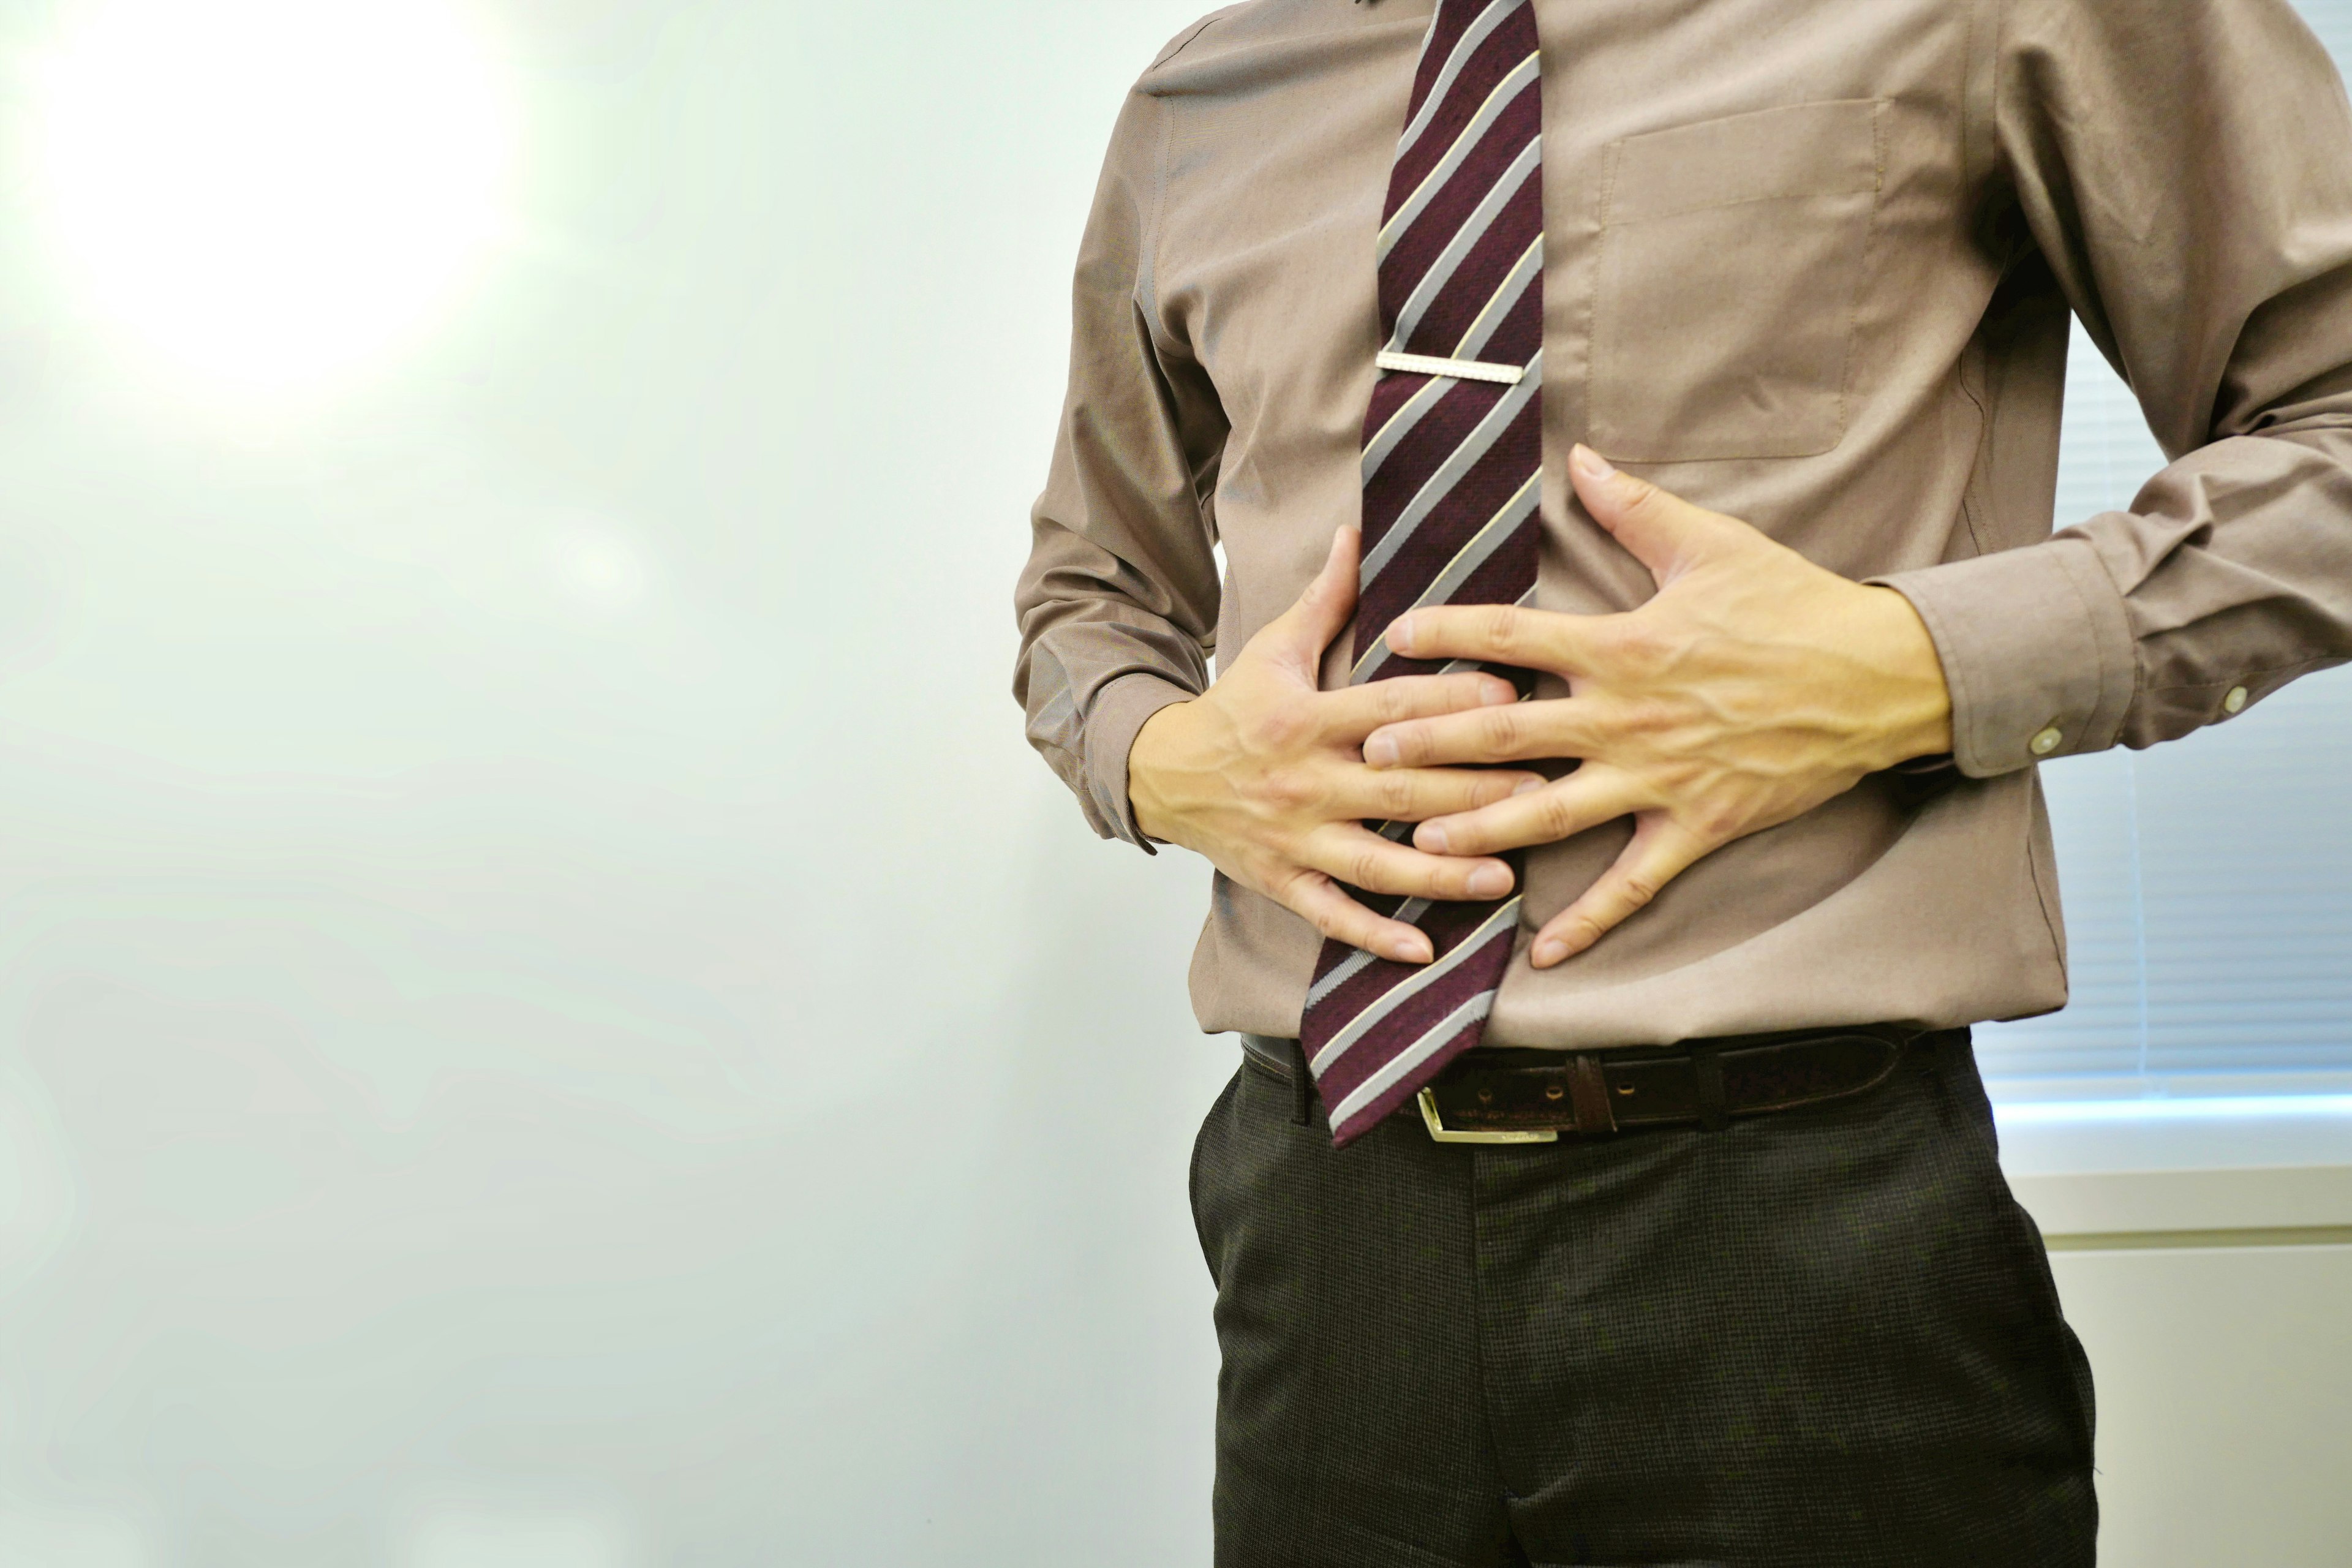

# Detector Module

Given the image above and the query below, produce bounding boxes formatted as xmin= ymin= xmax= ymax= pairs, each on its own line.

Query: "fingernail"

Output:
xmin=1389 ymin=612 xmax=1417 ymax=654
xmin=1466 ymin=864 xmax=1512 ymax=899
xmin=1385 ymin=936 xmax=1431 ymax=964
xmin=1531 ymin=938 xmax=1567 ymax=967
xmin=1482 ymin=685 xmax=1516 ymax=706
xmin=1419 ymin=823 xmax=1450 ymax=853
xmin=1364 ymin=734 xmax=1399 ymax=767
xmin=1571 ymin=443 xmax=1616 ymax=482
xmin=1512 ymin=777 xmax=1543 ymax=796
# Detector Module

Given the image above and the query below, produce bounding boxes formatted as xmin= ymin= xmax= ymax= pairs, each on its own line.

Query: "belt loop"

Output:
xmin=1287 ymin=1037 xmax=1315 ymax=1128
xmin=1690 ymin=1042 xmax=1728 ymax=1133
xmin=1567 ymin=1054 xmax=1616 ymax=1135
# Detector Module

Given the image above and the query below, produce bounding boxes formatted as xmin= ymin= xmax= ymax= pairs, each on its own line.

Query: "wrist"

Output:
xmin=1860 ymin=586 xmax=1955 ymax=767
xmin=1127 ymin=698 xmax=1197 ymax=844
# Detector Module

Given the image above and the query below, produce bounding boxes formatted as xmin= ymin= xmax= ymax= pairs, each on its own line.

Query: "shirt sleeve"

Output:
xmin=1874 ymin=0 xmax=2352 ymax=777
xmin=1012 ymin=81 xmax=1229 ymax=849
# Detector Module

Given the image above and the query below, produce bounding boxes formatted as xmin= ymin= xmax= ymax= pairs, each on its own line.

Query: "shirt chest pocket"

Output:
xmin=1587 ymin=99 xmax=1887 ymax=463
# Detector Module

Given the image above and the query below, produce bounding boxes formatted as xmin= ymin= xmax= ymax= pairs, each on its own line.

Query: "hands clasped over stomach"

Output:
xmin=1128 ymin=524 xmax=1545 ymax=965
xmin=1129 ymin=444 xmax=1953 ymax=971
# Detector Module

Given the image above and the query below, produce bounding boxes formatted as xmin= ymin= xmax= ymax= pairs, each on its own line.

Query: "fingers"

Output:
xmin=1412 ymin=765 xmax=1648 ymax=856
xmin=1266 ymin=526 xmax=1361 ymax=668
xmin=1385 ymin=600 xmax=1612 ymax=674
xmin=1567 ymin=443 xmax=1746 ymax=585
xmin=1298 ymin=822 xmax=1516 ymax=903
xmin=1331 ymin=762 xmax=1546 ymax=824
xmin=1527 ymin=814 xmax=1711 ymax=967
xmin=1364 ymin=695 xmax=1608 ymax=769
xmin=1270 ymin=816 xmax=1526 ymax=965
xmin=1313 ymin=669 xmax=1520 ymax=742
xmin=1273 ymin=869 xmax=1435 ymax=965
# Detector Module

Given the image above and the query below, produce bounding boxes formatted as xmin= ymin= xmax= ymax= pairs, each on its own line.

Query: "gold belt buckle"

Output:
xmin=1417 ymin=1087 xmax=1559 ymax=1145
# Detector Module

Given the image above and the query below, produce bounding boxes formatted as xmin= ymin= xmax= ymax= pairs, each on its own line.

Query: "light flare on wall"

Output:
xmin=26 ymin=0 xmax=516 ymax=393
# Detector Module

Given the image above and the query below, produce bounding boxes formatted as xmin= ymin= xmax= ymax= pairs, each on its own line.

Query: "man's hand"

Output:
xmin=1363 ymin=445 xmax=1954 ymax=969
xmin=1129 ymin=527 xmax=1545 ymax=965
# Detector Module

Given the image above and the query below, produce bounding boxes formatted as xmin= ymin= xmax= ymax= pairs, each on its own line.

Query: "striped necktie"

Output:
xmin=1302 ymin=0 xmax=1546 ymax=1147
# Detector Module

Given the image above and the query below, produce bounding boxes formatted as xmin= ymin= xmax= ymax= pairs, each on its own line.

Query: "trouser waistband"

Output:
xmin=1239 ymin=1024 xmax=1969 ymax=1139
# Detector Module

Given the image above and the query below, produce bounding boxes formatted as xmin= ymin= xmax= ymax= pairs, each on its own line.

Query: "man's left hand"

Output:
xmin=1363 ymin=443 xmax=1955 ymax=970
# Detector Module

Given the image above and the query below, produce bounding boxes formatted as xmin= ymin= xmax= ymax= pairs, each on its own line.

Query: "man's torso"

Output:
xmin=1151 ymin=0 xmax=2070 ymax=1046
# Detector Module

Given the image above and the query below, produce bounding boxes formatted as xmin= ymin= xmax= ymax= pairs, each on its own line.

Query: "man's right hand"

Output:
xmin=1128 ymin=527 xmax=1540 ymax=965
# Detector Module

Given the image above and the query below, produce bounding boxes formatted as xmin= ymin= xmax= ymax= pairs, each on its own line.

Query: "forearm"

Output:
xmin=1909 ymin=0 xmax=2352 ymax=775
xmin=1877 ymin=420 xmax=2352 ymax=777
xmin=2095 ymin=423 xmax=2352 ymax=743
xmin=1014 ymin=77 xmax=1231 ymax=846
xmin=1016 ymin=595 xmax=1206 ymax=846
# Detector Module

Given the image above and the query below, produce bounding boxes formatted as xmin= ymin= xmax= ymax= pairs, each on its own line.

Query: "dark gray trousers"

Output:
xmin=1188 ymin=1032 xmax=2097 ymax=1567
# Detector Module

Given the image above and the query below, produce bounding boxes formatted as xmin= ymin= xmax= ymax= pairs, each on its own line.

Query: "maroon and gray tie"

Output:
xmin=1301 ymin=0 xmax=1547 ymax=1147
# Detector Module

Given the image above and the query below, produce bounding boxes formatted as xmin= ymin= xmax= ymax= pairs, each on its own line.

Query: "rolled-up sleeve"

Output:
xmin=1014 ymin=78 xmax=1229 ymax=848
xmin=1877 ymin=0 xmax=2352 ymax=777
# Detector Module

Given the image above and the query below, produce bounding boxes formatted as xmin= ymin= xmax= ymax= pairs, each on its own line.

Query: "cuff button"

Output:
xmin=2223 ymin=685 xmax=2248 ymax=715
xmin=2029 ymin=725 xmax=2064 ymax=756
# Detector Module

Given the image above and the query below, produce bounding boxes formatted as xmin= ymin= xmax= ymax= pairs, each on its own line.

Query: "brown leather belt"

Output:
xmin=1240 ymin=1023 xmax=1954 ymax=1142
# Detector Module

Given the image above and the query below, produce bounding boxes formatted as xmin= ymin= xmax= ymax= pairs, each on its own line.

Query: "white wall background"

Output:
xmin=0 ymin=1 xmax=2341 ymax=1565
xmin=0 ymin=1 xmax=1233 ymax=1561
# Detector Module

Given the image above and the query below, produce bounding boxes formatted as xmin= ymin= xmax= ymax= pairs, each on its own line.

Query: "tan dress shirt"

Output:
xmin=1011 ymin=0 xmax=2352 ymax=1048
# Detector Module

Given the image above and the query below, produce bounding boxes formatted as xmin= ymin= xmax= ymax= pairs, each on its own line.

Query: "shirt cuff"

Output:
xmin=1085 ymin=671 xmax=1199 ymax=852
xmin=1870 ymin=531 xmax=2138 ymax=778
